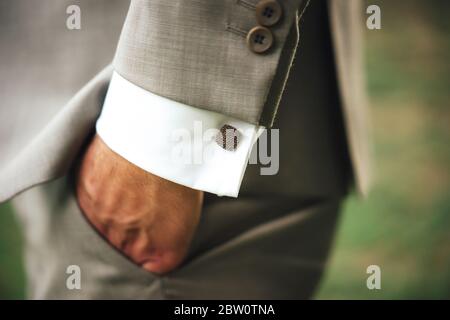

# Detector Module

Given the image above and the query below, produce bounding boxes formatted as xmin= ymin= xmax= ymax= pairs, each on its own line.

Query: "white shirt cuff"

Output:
xmin=96 ymin=71 xmax=262 ymax=197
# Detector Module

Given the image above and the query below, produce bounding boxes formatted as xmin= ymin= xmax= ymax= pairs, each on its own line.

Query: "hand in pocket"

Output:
xmin=76 ymin=134 xmax=203 ymax=274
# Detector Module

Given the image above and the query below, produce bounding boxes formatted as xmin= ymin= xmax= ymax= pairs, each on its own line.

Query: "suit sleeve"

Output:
xmin=113 ymin=0 xmax=309 ymax=126
xmin=96 ymin=0 xmax=309 ymax=197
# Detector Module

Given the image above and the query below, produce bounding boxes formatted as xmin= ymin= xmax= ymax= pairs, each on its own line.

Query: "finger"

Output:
xmin=140 ymin=249 xmax=186 ymax=274
xmin=129 ymin=230 xmax=188 ymax=274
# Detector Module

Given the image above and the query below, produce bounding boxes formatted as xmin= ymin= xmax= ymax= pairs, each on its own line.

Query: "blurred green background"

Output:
xmin=316 ymin=0 xmax=450 ymax=299
xmin=0 ymin=0 xmax=449 ymax=299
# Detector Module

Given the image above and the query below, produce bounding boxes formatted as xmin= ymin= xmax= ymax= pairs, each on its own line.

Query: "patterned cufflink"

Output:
xmin=215 ymin=124 xmax=240 ymax=151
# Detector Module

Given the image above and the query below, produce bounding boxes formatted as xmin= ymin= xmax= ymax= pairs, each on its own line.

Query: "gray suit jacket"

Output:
xmin=0 ymin=0 xmax=370 ymax=202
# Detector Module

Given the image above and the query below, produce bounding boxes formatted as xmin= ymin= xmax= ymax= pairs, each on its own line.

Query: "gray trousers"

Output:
xmin=13 ymin=175 xmax=341 ymax=299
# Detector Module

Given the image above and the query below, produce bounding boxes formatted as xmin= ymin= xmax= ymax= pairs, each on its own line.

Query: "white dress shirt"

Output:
xmin=96 ymin=71 xmax=262 ymax=197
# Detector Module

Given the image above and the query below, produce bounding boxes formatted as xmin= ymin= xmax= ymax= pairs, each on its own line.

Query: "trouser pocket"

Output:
xmin=13 ymin=175 xmax=163 ymax=299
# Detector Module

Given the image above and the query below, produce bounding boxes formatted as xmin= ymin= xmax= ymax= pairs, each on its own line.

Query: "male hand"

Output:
xmin=76 ymin=134 xmax=203 ymax=274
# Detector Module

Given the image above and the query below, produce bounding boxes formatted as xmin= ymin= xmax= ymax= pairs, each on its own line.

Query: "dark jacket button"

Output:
xmin=246 ymin=26 xmax=274 ymax=54
xmin=256 ymin=0 xmax=282 ymax=27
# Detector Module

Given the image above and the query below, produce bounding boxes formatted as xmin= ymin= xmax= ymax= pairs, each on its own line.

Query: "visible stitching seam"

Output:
xmin=298 ymin=0 xmax=311 ymax=20
xmin=225 ymin=24 xmax=248 ymax=37
xmin=236 ymin=0 xmax=256 ymax=10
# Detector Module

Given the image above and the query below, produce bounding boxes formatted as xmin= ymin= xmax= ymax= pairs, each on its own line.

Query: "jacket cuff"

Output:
xmin=113 ymin=0 xmax=309 ymax=126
